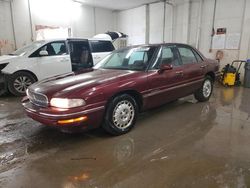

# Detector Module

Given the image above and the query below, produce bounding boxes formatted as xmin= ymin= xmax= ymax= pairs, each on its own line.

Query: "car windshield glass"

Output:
xmin=9 ymin=41 xmax=45 ymax=56
xmin=95 ymin=46 xmax=157 ymax=71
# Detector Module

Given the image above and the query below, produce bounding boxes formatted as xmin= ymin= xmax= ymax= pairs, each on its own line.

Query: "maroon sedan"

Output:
xmin=22 ymin=43 xmax=220 ymax=135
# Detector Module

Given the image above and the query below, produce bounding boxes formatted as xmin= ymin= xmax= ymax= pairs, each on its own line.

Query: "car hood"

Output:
xmin=0 ymin=55 xmax=19 ymax=64
xmin=29 ymin=69 xmax=137 ymax=98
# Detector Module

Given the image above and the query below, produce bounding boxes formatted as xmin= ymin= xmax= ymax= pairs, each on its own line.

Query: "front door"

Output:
xmin=145 ymin=45 xmax=184 ymax=108
xmin=31 ymin=41 xmax=72 ymax=80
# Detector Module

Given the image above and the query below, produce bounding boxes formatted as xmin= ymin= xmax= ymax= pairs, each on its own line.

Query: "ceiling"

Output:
xmin=75 ymin=0 xmax=163 ymax=10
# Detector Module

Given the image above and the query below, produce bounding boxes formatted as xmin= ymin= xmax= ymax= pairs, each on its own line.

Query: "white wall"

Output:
xmin=116 ymin=6 xmax=146 ymax=45
xmin=11 ymin=0 xmax=33 ymax=48
xmin=164 ymin=3 xmax=174 ymax=43
xmin=71 ymin=5 xmax=96 ymax=38
xmin=1 ymin=0 xmax=250 ymax=70
xmin=0 ymin=0 xmax=116 ymax=53
xmin=95 ymin=7 xmax=115 ymax=34
xmin=115 ymin=0 xmax=250 ymax=76
xmin=0 ymin=1 xmax=15 ymax=55
xmin=149 ymin=2 xmax=164 ymax=44
xmin=173 ymin=0 xmax=190 ymax=43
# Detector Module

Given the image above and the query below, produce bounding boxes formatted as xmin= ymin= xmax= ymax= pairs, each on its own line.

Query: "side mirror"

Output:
xmin=158 ymin=64 xmax=173 ymax=73
xmin=39 ymin=50 xmax=48 ymax=56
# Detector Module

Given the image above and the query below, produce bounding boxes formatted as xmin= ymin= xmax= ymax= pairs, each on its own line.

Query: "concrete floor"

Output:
xmin=1 ymin=85 xmax=250 ymax=188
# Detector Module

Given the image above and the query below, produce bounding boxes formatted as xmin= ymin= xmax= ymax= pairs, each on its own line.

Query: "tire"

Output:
xmin=8 ymin=71 xmax=36 ymax=96
xmin=103 ymin=94 xmax=138 ymax=136
xmin=194 ymin=76 xmax=213 ymax=102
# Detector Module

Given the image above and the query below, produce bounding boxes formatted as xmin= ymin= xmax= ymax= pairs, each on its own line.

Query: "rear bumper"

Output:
xmin=22 ymin=97 xmax=105 ymax=132
xmin=215 ymin=71 xmax=221 ymax=81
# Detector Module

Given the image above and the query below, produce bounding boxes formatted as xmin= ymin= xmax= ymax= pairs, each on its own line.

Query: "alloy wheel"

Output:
xmin=13 ymin=76 xmax=33 ymax=94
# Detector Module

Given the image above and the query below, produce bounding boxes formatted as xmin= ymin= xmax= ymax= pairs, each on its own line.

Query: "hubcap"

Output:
xmin=203 ymin=80 xmax=212 ymax=98
xmin=13 ymin=76 xmax=33 ymax=94
xmin=113 ymin=100 xmax=135 ymax=130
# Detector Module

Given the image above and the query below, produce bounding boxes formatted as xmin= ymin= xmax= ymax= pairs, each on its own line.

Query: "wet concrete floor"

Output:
xmin=1 ymin=85 xmax=250 ymax=188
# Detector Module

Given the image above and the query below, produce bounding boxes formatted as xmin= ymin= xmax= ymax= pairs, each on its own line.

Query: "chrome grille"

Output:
xmin=27 ymin=89 xmax=48 ymax=107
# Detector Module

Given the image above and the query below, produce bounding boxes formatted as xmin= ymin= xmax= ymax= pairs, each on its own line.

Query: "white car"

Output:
xmin=0 ymin=38 xmax=115 ymax=96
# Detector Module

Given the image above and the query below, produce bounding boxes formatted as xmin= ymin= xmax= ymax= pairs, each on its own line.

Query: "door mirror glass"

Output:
xmin=39 ymin=50 xmax=48 ymax=56
xmin=158 ymin=64 xmax=173 ymax=73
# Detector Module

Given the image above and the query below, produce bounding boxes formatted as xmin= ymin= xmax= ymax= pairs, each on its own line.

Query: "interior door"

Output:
xmin=67 ymin=39 xmax=93 ymax=72
xmin=32 ymin=41 xmax=72 ymax=80
xmin=145 ymin=45 xmax=185 ymax=108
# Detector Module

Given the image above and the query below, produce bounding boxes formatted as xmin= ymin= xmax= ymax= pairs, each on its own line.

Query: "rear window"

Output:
xmin=89 ymin=40 xmax=115 ymax=53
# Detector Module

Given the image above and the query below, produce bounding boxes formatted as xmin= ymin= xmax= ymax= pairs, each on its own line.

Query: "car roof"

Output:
xmin=116 ymin=43 xmax=195 ymax=50
xmin=36 ymin=37 xmax=112 ymax=43
xmin=113 ymin=43 xmax=204 ymax=58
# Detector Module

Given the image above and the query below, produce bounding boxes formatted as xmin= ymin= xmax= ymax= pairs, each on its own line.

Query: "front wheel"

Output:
xmin=8 ymin=71 xmax=36 ymax=96
xmin=194 ymin=76 xmax=213 ymax=102
xmin=103 ymin=94 xmax=138 ymax=136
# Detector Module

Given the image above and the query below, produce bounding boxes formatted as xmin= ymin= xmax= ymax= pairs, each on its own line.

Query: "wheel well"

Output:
xmin=108 ymin=90 xmax=143 ymax=111
xmin=13 ymin=70 xmax=38 ymax=82
xmin=206 ymin=72 xmax=215 ymax=82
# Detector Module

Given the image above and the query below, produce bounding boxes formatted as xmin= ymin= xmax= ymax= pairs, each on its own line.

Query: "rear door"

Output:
xmin=30 ymin=41 xmax=72 ymax=80
xmin=176 ymin=45 xmax=206 ymax=95
xmin=146 ymin=45 xmax=184 ymax=108
xmin=89 ymin=40 xmax=115 ymax=65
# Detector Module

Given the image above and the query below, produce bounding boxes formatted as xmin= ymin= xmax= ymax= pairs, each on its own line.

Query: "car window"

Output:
xmin=128 ymin=51 xmax=148 ymax=65
xmin=151 ymin=46 xmax=179 ymax=69
xmin=30 ymin=41 xmax=66 ymax=57
xmin=41 ymin=42 xmax=66 ymax=56
xmin=90 ymin=40 xmax=115 ymax=53
xmin=96 ymin=46 xmax=157 ymax=71
xmin=51 ymin=42 xmax=67 ymax=55
xmin=10 ymin=41 xmax=45 ymax=56
xmin=178 ymin=47 xmax=197 ymax=65
xmin=192 ymin=49 xmax=203 ymax=62
xmin=105 ymin=53 xmax=125 ymax=67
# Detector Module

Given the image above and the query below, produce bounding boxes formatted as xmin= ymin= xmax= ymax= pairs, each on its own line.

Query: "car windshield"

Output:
xmin=9 ymin=41 xmax=45 ymax=56
xmin=95 ymin=46 xmax=158 ymax=71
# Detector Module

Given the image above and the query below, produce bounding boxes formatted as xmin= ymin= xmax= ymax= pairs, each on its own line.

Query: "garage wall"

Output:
xmin=116 ymin=6 xmax=146 ymax=45
xmin=0 ymin=0 xmax=116 ymax=54
xmin=173 ymin=0 xmax=190 ymax=44
xmin=116 ymin=0 xmax=250 ymax=75
xmin=11 ymin=0 xmax=33 ymax=48
xmin=198 ymin=0 xmax=246 ymax=63
xmin=149 ymin=2 xmax=164 ymax=44
xmin=0 ymin=1 xmax=15 ymax=55
xmin=95 ymin=7 xmax=115 ymax=34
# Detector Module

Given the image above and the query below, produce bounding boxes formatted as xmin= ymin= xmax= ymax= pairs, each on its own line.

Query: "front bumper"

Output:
xmin=22 ymin=97 xmax=105 ymax=132
xmin=0 ymin=72 xmax=7 ymax=94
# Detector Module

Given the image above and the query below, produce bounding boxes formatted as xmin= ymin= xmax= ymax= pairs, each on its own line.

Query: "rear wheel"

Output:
xmin=8 ymin=71 xmax=36 ymax=96
xmin=194 ymin=76 xmax=213 ymax=102
xmin=103 ymin=94 xmax=138 ymax=136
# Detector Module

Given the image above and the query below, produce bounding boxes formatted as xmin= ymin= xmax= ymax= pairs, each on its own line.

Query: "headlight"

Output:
xmin=50 ymin=98 xmax=86 ymax=109
xmin=0 ymin=63 xmax=9 ymax=71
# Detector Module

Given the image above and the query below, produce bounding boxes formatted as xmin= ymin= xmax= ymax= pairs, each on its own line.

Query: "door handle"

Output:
xmin=175 ymin=71 xmax=183 ymax=76
xmin=60 ymin=58 xmax=69 ymax=62
xmin=200 ymin=65 xmax=208 ymax=69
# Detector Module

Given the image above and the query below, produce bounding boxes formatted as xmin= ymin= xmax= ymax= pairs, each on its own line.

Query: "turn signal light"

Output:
xmin=57 ymin=116 xmax=88 ymax=125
